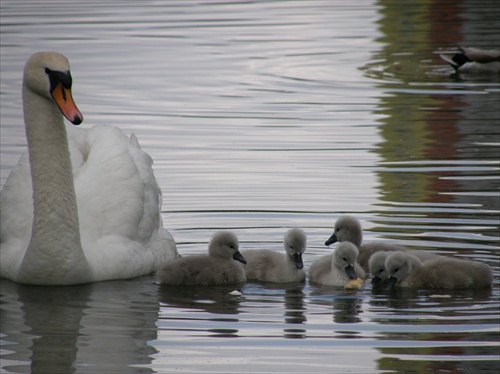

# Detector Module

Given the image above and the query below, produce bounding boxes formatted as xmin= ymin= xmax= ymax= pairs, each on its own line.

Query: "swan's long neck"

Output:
xmin=18 ymin=85 xmax=90 ymax=284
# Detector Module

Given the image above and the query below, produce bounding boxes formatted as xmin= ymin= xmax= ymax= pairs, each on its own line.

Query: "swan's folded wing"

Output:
xmin=0 ymin=152 xmax=34 ymax=276
xmin=72 ymin=125 xmax=162 ymax=246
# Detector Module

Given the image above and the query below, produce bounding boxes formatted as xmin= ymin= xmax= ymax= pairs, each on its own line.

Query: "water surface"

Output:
xmin=1 ymin=1 xmax=499 ymax=373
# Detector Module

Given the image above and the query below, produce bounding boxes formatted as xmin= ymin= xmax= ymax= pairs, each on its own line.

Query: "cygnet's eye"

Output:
xmin=343 ymin=257 xmax=347 ymax=262
xmin=289 ymin=245 xmax=294 ymax=250
xmin=378 ymin=269 xmax=384 ymax=274
xmin=394 ymin=268 xmax=399 ymax=273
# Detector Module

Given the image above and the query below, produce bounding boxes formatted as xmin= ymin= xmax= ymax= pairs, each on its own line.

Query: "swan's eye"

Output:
xmin=45 ymin=67 xmax=73 ymax=91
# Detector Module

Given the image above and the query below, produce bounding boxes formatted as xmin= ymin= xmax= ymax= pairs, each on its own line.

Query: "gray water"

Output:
xmin=1 ymin=1 xmax=499 ymax=373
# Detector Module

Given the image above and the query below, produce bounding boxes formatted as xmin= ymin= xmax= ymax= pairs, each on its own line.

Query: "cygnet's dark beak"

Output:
xmin=292 ymin=253 xmax=303 ymax=270
xmin=386 ymin=276 xmax=398 ymax=289
xmin=345 ymin=264 xmax=358 ymax=279
xmin=233 ymin=251 xmax=247 ymax=264
xmin=371 ymin=276 xmax=383 ymax=286
xmin=325 ymin=233 xmax=338 ymax=246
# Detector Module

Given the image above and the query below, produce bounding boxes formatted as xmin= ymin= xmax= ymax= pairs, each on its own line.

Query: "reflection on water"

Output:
xmin=370 ymin=287 xmax=497 ymax=373
xmin=158 ymin=284 xmax=243 ymax=315
xmin=1 ymin=278 xmax=159 ymax=374
xmin=309 ymin=287 xmax=365 ymax=325
xmin=361 ymin=0 xmax=500 ymax=257
xmin=1 ymin=0 xmax=499 ymax=373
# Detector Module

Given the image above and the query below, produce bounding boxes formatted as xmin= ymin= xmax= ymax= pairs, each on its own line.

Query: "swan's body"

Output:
xmin=440 ymin=46 xmax=500 ymax=74
xmin=242 ymin=228 xmax=307 ymax=283
xmin=385 ymin=252 xmax=493 ymax=289
xmin=0 ymin=52 xmax=178 ymax=285
xmin=157 ymin=231 xmax=246 ymax=286
xmin=308 ymin=242 xmax=365 ymax=287
xmin=325 ymin=215 xmax=437 ymax=277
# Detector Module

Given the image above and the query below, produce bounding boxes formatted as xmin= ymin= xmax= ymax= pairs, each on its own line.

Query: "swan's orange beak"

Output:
xmin=51 ymin=82 xmax=83 ymax=125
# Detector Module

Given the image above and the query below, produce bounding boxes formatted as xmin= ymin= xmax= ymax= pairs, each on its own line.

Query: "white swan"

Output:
xmin=242 ymin=228 xmax=307 ymax=283
xmin=308 ymin=242 xmax=366 ymax=287
xmin=440 ymin=46 xmax=500 ymax=74
xmin=385 ymin=251 xmax=493 ymax=289
xmin=0 ymin=52 xmax=178 ymax=285
xmin=157 ymin=231 xmax=247 ymax=286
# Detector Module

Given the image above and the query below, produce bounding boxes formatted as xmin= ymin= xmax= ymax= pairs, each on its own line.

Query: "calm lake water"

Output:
xmin=1 ymin=0 xmax=499 ymax=373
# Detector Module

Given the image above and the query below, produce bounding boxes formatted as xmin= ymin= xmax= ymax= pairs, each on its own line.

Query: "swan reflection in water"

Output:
xmin=0 ymin=277 xmax=160 ymax=374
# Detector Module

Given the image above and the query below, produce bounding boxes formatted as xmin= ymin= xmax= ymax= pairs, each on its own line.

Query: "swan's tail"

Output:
xmin=129 ymin=133 xmax=141 ymax=149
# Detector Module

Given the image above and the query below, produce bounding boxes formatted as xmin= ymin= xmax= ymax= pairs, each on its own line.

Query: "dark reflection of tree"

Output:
xmin=1 ymin=278 xmax=161 ymax=374
xmin=360 ymin=0 xmax=500 ymax=251
xmin=360 ymin=6 xmax=499 ymax=372
xmin=369 ymin=286 xmax=496 ymax=373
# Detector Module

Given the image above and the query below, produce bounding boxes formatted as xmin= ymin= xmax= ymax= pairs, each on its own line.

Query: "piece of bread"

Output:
xmin=344 ymin=278 xmax=364 ymax=290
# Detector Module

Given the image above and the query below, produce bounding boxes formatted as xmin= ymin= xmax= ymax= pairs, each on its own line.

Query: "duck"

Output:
xmin=440 ymin=46 xmax=500 ymax=74
xmin=385 ymin=251 xmax=493 ymax=289
xmin=157 ymin=231 xmax=247 ymax=286
xmin=0 ymin=52 xmax=178 ymax=285
xmin=308 ymin=242 xmax=366 ymax=287
xmin=242 ymin=228 xmax=307 ymax=283
xmin=325 ymin=215 xmax=437 ymax=276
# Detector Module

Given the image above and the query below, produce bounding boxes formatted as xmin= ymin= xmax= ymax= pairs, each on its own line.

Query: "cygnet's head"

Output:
xmin=385 ymin=252 xmax=421 ymax=288
xmin=284 ymin=228 xmax=307 ymax=270
xmin=208 ymin=231 xmax=246 ymax=264
xmin=325 ymin=215 xmax=362 ymax=248
xmin=333 ymin=242 xmax=359 ymax=279
xmin=369 ymin=251 xmax=389 ymax=285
